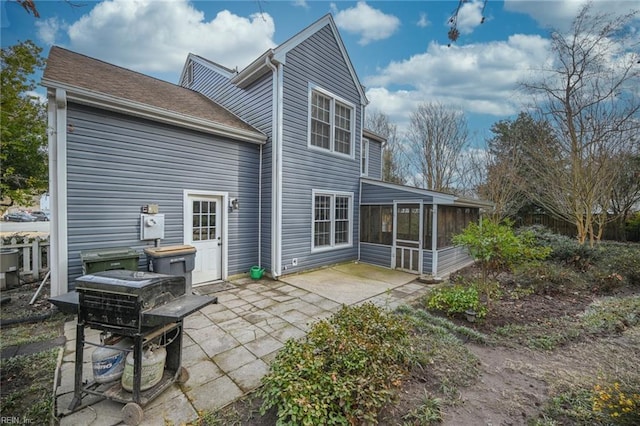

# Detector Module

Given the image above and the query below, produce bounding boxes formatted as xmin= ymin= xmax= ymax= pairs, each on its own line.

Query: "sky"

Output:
xmin=1 ymin=0 xmax=639 ymax=148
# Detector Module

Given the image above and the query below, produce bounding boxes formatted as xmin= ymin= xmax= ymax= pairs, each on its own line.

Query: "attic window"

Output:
xmin=308 ymin=86 xmax=354 ymax=158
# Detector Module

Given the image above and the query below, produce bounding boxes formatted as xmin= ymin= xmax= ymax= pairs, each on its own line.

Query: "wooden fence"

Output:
xmin=1 ymin=234 xmax=50 ymax=281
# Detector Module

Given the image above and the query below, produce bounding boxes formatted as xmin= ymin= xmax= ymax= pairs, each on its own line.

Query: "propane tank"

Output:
xmin=92 ymin=338 xmax=131 ymax=384
xmin=121 ymin=345 xmax=167 ymax=392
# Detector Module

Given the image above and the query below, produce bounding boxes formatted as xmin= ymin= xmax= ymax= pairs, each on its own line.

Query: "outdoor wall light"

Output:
xmin=230 ymin=198 xmax=240 ymax=211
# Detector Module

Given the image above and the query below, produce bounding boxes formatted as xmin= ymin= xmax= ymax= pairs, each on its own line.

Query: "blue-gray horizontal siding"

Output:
xmin=65 ymin=104 xmax=260 ymax=281
xmin=368 ymin=140 xmax=382 ymax=180
xmin=437 ymin=246 xmax=473 ymax=276
xmin=361 ymin=182 xmax=434 ymax=204
xmin=188 ymin=61 xmax=274 ymax=272
xmin=278 ymin=24 xmax=363 ymax=273
xmin=422 ymin=250 xmax=434 ymax=275
xmin=360 ymin=243 xmax=392 ymax=268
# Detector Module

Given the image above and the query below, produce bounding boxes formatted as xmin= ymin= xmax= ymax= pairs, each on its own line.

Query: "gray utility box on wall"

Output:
xmin=144 ymin=245 xmax=196 ymax=295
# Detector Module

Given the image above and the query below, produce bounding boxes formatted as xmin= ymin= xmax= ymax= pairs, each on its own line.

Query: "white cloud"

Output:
xmin=64 ymin=0 xmax=276 ymax=74
xmin=292 ymin=0 xmax=309 ymax=9
xmin=36 ymin=17 xmax=66 ymax=45
xmin=332 ymin=1 xmax=400 ymax=45
xmin=26 ymin=90 xmax=47 ymax=104
xmin=417 ymin=12 xmax=430 ymax=28
xmin=364 ymin=34 xmax=551 ymax=131
xmin=503 ymin=0 xmax=638 ymax=30
xmin=455 ymin=0 xmax=486 ymax=34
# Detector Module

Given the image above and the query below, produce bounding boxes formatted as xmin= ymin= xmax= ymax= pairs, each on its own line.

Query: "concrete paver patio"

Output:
xmin=54 ymin=262 xmax=432 ymax=425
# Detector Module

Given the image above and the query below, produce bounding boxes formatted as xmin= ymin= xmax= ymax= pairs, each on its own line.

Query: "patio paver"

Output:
xmin=54 ymin=263 xmax=434 ymax=425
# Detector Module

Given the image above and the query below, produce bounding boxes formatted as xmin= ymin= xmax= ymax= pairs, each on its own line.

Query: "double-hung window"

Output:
xmin=309 ymin=86 xmax=355 ymax=157
xmin=312 ymin=191 xmax=353 ymax=251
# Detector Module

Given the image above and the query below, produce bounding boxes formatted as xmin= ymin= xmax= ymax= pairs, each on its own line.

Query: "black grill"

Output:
xmin=79 ymin=290 xmax=140 ymax=328
xmin=49 ymin=268 xmax=217 ymax=422
xmin=72 ymin=270 xmax=190 ymax=333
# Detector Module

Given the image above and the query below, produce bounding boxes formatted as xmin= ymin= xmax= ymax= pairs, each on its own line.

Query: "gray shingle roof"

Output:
xmin=42 ymin=47 xmax=263 ymax=139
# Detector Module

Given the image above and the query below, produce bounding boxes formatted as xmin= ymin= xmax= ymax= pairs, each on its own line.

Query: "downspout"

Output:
xmin=432 ymin=204 xmax=439 ymax=278
xmin=50 ymin=88 xmax=69 ymax=296
xmin=265 ymin=55 xmax=282 ymax=278
xmin=357 ymin=179 xmax=362 ymax=261
xmin=258 ymin=143 xmax=262 ymax=268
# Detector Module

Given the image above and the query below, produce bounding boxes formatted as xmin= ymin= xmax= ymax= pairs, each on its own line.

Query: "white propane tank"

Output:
xmin=92 ymin=338 xmax=131 ymax=384
xmin=121 ymin=345 xmax=166 ymax=392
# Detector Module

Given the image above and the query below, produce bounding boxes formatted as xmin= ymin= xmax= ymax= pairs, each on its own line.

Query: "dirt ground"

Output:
xmin=0 ymin=277 xmax=58 ymax=324
xmin=213 ymin=268 xmax=639 ymax=426
xmin=2 ymin=271 xmax=638 ymax=425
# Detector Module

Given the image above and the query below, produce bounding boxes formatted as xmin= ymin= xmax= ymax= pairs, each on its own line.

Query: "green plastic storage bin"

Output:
xmin=80 ymin=247 xmax=140 ymax=275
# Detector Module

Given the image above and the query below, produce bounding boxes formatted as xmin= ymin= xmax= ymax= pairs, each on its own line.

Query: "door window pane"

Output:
xmin=192 ymin=200 xmax=217 ymax=241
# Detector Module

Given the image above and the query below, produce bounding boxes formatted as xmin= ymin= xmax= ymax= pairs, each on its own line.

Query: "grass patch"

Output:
xmin=533 ymin=325 xmax=640 ymax=425
xmin=398 ymin=305 xmax=482 ymax=400
xmin=0 ymin=316 xmax=66 ymax=349
xmin=494 ymin=295 xmax=640 ymax=350
xmin=401 ymin=390 xmax=442 ymax=425
xmin=0 ymin=348 xmax=58 ymax=424
xmin=399 ymin=304 xmax=490 ymax=345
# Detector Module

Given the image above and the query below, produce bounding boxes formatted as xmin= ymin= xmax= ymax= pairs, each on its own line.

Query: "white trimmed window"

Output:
xmin=312 ymin=190 xmax=353 ymax=251
xmin=361 ymin=138 xmax=369 ymax=176
xmin=309 ymin=86 xmax=355 ymax=157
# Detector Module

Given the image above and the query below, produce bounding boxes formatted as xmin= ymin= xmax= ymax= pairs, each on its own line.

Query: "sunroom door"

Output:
xmin=394 ymin=203 xmax=422 ymax=273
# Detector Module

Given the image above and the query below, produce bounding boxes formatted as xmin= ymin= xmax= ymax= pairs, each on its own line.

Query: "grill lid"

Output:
xmin=76 ymin=270 xmax=183 ymax=292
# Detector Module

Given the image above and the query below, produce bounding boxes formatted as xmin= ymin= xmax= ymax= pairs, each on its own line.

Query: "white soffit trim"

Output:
xmin=41 ymin=80 xmax=267 ymax=145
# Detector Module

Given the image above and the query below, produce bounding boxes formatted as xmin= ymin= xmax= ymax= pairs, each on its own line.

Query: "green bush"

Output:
xmin=426 ymin=284 xmax=487 ymax=319
xmin=520 ymin=225 xmax=599 ymax=270
xmin=595 ymin=242 xmax=640 ymax=287
xmin=454 ymin=219 xmax=552 ymax=284
xmin=259 ymin=303 xmax=412 ymax=425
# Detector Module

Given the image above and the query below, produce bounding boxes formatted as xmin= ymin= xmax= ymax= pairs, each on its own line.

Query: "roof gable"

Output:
xmin=220 ymin=14 xmax=367 ymax=105
xmin=42 ymin=47 xmax=265 ymax=143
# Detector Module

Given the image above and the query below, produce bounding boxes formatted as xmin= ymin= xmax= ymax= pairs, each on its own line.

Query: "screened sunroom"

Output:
xmin=359 ymin=179 xmax=492 ymax=278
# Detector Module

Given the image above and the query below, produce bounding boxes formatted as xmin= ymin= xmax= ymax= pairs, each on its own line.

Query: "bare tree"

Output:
xmin=405 ymin=102 xmax=469 ymax=192
xmin=521 ymin=4 xmax=640 ymax=246
xmin=365 ymin=110 xmax=407 ymax=184
xmin=609 ymin=146 xmax=640 ymax=240
xmin=9 ymin=0 xmax=86 ymax=18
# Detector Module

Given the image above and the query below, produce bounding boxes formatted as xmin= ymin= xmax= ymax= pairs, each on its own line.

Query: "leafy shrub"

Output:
xmin=426 ymin=284 xmax=487 ymax=318
xmin=259 ymin=303 xmax=412 ymax=425
xmin=519 ymin=225 xmax=598 ymax=270
xmin=596 ymin=242 xmax=640 ymax=287
xmin=592 ymin=381 xmax=640 ymax=425
xmin=454 ymin=219 xmax=552 ymax=284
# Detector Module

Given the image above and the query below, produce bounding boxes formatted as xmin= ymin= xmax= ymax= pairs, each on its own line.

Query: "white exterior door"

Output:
xmin=186 ymin=195 xmax=222 ymax=283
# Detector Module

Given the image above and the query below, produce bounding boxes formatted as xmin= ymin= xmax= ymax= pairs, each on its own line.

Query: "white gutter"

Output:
xmin=265 ymin=55 xmax=283 ymax=278
xmin=231 ymin=50 xmax=273 ymax=88
xmin=41 ymin=79 xmax=267 ymax=145
xmin=49 ymin=88 xmax=69 ymax=296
